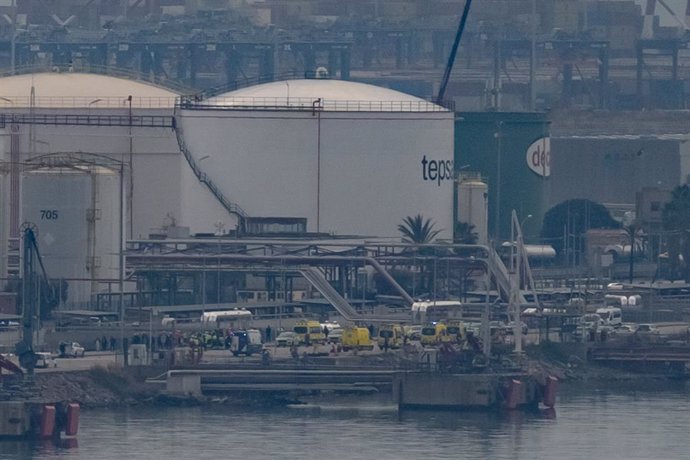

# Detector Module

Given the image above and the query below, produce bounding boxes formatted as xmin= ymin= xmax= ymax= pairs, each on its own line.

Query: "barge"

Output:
xmin=393 ymin=371 xmax=558 ymax=411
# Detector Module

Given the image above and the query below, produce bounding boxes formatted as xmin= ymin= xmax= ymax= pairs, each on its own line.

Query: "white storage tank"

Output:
xmin=21 ymin=166 xmax=122 ymax=308
xmin=457 ymin=174 xmax=488 ymax=245
xmin=178 ymin=79 xmax=455 ymax=239
xmin=0 ymin=72 xmax=182 ymax=239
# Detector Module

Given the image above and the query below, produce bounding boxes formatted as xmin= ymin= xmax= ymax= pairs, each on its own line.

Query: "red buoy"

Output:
xmin=65 ymin=403 xmax=80 ymax=437
xmin=542 ymin=375 xmax=558 ymax=408
xmin=40 ymin=405 xmax=56 ymax=439
xmin=505 ymin=379 xmax=522 ymax=410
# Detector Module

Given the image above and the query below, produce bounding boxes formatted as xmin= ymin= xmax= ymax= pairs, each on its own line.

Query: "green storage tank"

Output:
xmin=455 ymin=112 xmax=550 ymax=242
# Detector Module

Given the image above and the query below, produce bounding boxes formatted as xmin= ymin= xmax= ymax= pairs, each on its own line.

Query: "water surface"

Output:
xmin=2 ymin=381 xmax=688 ymax=459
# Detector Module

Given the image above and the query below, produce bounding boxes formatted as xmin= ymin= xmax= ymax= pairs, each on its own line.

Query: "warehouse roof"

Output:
xmin=0 ymin=72 xmax=178 ymax=109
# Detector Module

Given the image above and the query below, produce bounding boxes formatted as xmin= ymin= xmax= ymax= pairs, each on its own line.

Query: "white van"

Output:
xmin=605 ymin=295 xmax=628 ymax=307
xmin=595 ymin=307 xmax=622 ymax=327
xmin=161 ymin=316 xmax=176 ymax=327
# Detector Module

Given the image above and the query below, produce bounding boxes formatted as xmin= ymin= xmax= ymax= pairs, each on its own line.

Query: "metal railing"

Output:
xmin=0 ymin=96 xmax=177 ymax=109
xmin=180 ymin=96 xmax=452 ymax=113
xmin=194 ymin=70 xmax=326 ymax=99
xmin=0 ymin=113 xmax=173 ymax=127
xmin=179 ymin=70 xmax=455 ymax=112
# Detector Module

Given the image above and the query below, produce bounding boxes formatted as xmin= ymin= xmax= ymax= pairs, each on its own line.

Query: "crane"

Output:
xmin=436 ymin=0 xmax=474 ymax=104
xmin=642 ymin=0 xmax=690 ymax=39
xmin=16 ymin=224 xmax=56 ymax=376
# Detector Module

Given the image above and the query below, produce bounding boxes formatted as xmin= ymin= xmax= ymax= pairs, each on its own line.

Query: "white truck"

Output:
xmin=595 ymin=307 xmax=623 ymax=328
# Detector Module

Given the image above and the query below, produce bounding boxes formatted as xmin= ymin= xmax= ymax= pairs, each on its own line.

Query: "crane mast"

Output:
xmin=436 ymin=0 xmax=474 ymax=104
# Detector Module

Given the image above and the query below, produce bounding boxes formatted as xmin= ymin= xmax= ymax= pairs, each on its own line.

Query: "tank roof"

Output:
xmin=206 ymin=79 xmax=447 ymax=112
xmin=0 ymin=72 xmax=178 ymax=108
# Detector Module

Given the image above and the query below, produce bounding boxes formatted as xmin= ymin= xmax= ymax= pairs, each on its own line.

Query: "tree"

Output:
xmin=454 ymin=221 xmax=478 ymax=244
xmin=623 ymin=220 xmax=644 ymax=283
xmin=398 ymin=214 xmax=442 ymax=244
xmin=662 ymin=185 xmax=690 ymax=281
xmin=397 ymin=215 xmax=444 ymax=297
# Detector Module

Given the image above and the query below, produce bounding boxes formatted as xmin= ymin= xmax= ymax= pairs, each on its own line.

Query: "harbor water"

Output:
xmin=2 ymin=381 xmax=689 ymax=460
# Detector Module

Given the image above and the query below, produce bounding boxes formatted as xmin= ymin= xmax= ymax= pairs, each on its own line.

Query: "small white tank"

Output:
xmin=457 ymin=176 xmax=488 ymax=245
xmin=628 ymin=295 xmax=642 ymax=307
xmin=21 ymin=166 xmax=123 ymax=308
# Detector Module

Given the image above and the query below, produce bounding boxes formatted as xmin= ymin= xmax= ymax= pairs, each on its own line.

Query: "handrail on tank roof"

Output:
xmin=181 ymin=70 xmax=456 ymax=111
xmin=191 ymin=70 xmax=331 ymax=100
xmin=179 ymin=96 xmax=453 ymax=113
xmin=0 ymin=63 xmax=195 ymax=95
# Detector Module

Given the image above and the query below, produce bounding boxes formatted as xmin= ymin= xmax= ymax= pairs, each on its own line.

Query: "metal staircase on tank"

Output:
xmin=172 ymin=104 xmax=248 ymax=229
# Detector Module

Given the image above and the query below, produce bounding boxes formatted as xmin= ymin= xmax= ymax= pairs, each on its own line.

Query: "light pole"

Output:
xmin=521 ymin=214 xmax=533 ymax=242
xmin=149 ymin=308 xmax=154 ymax=364
xmin=198 ymin=155 xmax=210 ymax=179
xmin=623 ymin=212 xmax=636 ymax=284
xmin=201 ymin=258 xmax=206 ymax=334
xmin=2 ymin=0 xmax=18 ymax=74
xmin=494 ymin=121 xmax=503 ymax=242
xmin=127 ymin=95 xmax=133 ymax=237
xmin=88 ymin=99 xmax=102 ymax=120
xmin=529 ymin=0 xmax=536 ymax=110
xmin=118 ymin=160 xmax=126 ymax=365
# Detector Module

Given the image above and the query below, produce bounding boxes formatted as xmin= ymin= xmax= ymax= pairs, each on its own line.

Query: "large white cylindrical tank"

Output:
xmin=21 ymin=167 xmax=122 ymax=308
xmin=457 ymin=176 xmax=488 ymax=245
xmin=179 ymin=79 xmax=455 ymax=239
xmin=0 ymin=72 xmax=182 ymax=240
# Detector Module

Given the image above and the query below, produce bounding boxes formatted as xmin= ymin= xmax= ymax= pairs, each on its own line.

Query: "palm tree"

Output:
xmin=623 ymin=221 xmax=646 ymax=283
xmin=398 ymin=215 xmax=443 ymax=296
xmin=454 ymin=221 xmax=478 ymax=244
xmin=398 ymin=214 xmax=443 ymax=244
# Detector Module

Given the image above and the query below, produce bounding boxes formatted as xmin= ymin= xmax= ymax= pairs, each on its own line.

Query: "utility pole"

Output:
xmin=529 ymin=0 xmax=537 ymax=110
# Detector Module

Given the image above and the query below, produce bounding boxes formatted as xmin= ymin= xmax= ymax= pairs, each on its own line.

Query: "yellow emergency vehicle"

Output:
xmin=293 ymin=320 xmax=325 ymax=344
xmin=341 ymin=327 xmax=374 ymax=351
xmin=446 ymin=320 xmax=466 ymax=344
xmin=377 ymin=324 xmax=404 ymax=349
xmin=420 ymin=322 xmax=448 ymax=346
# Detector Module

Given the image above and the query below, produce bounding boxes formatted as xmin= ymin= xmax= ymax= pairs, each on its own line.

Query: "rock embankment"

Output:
xmin=19 ymin=366 xmax=158 ymax=408
xmin=5 ymin=343 xmax=683 ymax=408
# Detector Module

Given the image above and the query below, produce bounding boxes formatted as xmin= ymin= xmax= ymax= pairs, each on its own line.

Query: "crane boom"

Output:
xmin=436 ymin=0 xmax=474 ymax=104
xmin=17 ymin=225 xmax=54 ymax=376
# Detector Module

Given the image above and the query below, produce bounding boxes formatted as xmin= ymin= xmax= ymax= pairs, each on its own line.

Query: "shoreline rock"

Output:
xmin=4 ymin=347 xmax=686 ymax=409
